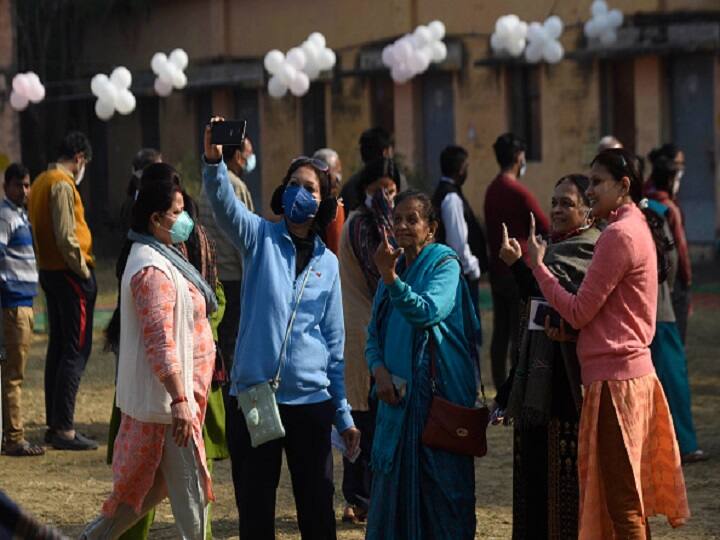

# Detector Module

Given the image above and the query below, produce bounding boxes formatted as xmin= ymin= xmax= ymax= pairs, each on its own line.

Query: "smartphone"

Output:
xmin=533 ymin=302 xmax=562 ymax=329
xmin=211 ymin=120 xmax=247 ymax=145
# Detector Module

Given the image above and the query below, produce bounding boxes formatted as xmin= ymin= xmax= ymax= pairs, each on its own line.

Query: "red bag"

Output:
xmin=421 ymin=336 xmax=489 ymax=458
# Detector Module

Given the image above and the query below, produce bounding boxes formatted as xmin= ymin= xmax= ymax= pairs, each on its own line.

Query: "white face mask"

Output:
xmin=519 ymin=161 xmax=527 ymax=178
xmin=75 ymin=163 xmax=86 ymax=186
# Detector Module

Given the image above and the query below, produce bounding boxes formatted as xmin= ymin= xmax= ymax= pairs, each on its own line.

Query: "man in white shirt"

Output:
xmin=431 ymin=145 xmax=488 ymax=312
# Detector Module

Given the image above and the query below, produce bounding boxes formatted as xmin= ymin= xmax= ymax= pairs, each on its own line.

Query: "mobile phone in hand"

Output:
xmin=210 ymin=120 xmax=247 ymax=145
xmin=533 ymin=302 xmax=562 ymax=328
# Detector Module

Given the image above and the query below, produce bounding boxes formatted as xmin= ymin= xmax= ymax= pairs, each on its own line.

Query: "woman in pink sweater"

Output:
xmin=520 ymin=149 xmax=689 ymax=539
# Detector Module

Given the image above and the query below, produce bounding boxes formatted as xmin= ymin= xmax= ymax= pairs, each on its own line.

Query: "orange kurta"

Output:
xmin=102 ymin=267 xmax=215 ymax=516
xmin=578 ymin=373 xmax=690 ymax=539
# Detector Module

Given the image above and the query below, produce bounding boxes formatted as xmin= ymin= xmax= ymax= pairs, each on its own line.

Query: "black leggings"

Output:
xmin=226 ymin=397 xmax=336 ymax=540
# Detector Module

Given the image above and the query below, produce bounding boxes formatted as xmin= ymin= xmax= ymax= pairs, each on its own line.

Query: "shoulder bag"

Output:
xmin=421 ymin=333 xmax=489 ymax=457
xmin=236 ymin=266 xmax=312 ymax=448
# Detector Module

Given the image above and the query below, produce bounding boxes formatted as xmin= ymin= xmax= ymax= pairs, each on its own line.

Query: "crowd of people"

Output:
xmin=0 ymin=118 xmax=708 ymax=539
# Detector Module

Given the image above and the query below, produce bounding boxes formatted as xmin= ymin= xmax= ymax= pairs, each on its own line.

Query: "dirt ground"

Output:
xmin=1 ymin=263 xmax=719 ymax=538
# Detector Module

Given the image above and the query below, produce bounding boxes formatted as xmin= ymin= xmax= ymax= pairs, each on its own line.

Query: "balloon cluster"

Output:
xmin=584 ymin=1 xmax=624 ymax=45
xmin=264 ymin=33 xmax=337 ymax=99
xmin=490 ymin=15 xmax=528 ymax=58
xmin=381 ymin=21 xmax=448 ymax=84
xmin=151 ymin=49 xmax=189 ymax=97
xmin=91 ymin=67 xmax=136 ymax=121
xmin=9 ymin=72 xmax=46 ymax=111
xmin=525 ymin=16 xmax=564 ymax=64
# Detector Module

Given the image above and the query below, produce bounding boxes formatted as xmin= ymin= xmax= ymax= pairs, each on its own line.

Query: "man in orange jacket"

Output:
xmin=27 ymin=131 xmax=98 ymax=451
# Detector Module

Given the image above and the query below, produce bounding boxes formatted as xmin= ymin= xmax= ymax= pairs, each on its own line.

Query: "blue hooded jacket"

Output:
xmin=203 ymin=159 xmax=353 ymax=432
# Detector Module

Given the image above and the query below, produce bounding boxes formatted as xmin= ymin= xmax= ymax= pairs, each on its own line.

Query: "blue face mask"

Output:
xmin=282 ymin=184 xmax=318 ymax=224
xmin=243 ymin=153 xmax=257 ymax=174
xmin=163 ymin=210 xmax=194 ymax=243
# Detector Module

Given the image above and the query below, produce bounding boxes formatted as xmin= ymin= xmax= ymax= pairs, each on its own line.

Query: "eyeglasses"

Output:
xmin=289 ymin=156 xmax=330 ymax=173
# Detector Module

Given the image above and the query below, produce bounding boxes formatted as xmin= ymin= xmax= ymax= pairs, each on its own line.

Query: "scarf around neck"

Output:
xmin=506 ymin=227 xmax=600 ymax=426
xmin=127 ymin=230 xmax=218 ymax=315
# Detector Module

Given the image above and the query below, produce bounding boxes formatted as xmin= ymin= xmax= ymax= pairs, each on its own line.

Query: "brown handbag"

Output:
xmin=421 ymin=335 xmax=489 ymax=458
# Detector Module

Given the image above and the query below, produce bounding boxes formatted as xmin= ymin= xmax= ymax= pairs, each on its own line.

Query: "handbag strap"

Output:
xmin=428 ymin=329 xmax=487 ymax=405
xmin=271 ymin=265 xmax=313 ymax=389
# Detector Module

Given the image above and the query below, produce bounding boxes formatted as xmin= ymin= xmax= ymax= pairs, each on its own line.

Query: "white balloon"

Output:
xmin=158 ymin=62 xmax=178 ymax=86
xmin=154 ymin=77 xmax=173 ymax=97
xmin=599 ymin=29 xmax=617 ymax=45
xmin=430 ymin=40 xmax=447 ymax=63
xmin=26 ymin=74 xmax=45 ymax=103
xmin=428 ymin=20 xmax=446 ymax=41
xmin=391 ymin=64 xmax=411 ymax=84
xmin=524 ymin=43 xmax=544 ymax=63
xmin=264 ymin=49 xmax=285 ymax=74
xmin=277 ymin=62 xmax=297 ymax=86
xmin=318 ymin=48 xmax=336 ymax=71
xmin=308 ymin=32 xmax=326 ymax=49
xmin=408 ymin=50 xmax=426 ymax=74
xmin=12 ymin=74 xmax=31 ymax=96
xmin=301 ymin=40 xmax=320 ymax=70
xmin=507 ymin=38 xmax=526 ymax=58
xmin=512 ymin=21 xmax=528 ymax=41
xmin=607 ymin=9 xmax=623 ymax=28
xmin=10 ymin=90 xmax=29 ymax=111
xmin=95 ymin=98 xmax=115 ymax=120
xmin=496 ymin=16 xmax=513 ymax=38
xmin=594 ymin=14 xmax=609 ymax=33
xmin=286 ymin=47 xmax=307 ymax=70
xmin=490 ymin=33 xmax=503 ymax=52
xmin=592 ymin=0 xmax=608 ymax=18
xmin=97 ymin=80 xmax=118 ymax=104
xmin=169 ymin=48 xmax=189 ymax=70
xmin=382 ymin=45 xmax=396 ymax=66
xmin=151 ymin=52 xmax=168 ymax=75
xmin=413 ymin=25 xmax=432 ymax=48
xmin=527 ymin=22 xmax=544 ymax=42
xmin=268 ymin=75 xmax=288 ymax=98
xmin=289 ymin=71 xmax=310 ymax=96
xmin=115 ymin=89 xmax=136 ymax=115
xmin=110 ymin=66 xmax=132 ymax=90
xmin=543 ymin=40 xmax=564 ymax=64
xmin=172 ymin=69 xmax=187 ymax=89
xmin=91 ymin=74 xmax=109 ymax=97
xmin=544 ymin=16 xmax=563 ymax=40
xmin=584 ymin=19 xmax=598 ymax=39
xmin=396 ymin=39 xmax=414 ymax=62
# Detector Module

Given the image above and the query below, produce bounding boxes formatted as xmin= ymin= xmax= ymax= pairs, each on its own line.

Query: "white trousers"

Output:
xmin=82 ymin=427 xmax=207 ymax=540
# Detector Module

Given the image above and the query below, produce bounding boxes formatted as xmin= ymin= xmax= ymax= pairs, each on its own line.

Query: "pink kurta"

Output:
xmin=102 ymin=267 xmax=216 ymax=516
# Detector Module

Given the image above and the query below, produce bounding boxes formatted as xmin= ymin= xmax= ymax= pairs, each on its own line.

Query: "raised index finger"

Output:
xmin=529 ymin=212 xmax=536 ymax=239
xmin=502 ymin=223 xmax=509 ymax=245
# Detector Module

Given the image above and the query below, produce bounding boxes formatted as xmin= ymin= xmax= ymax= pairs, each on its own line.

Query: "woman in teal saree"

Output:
xmin=365 ymin=191 xmax=479 ymax=540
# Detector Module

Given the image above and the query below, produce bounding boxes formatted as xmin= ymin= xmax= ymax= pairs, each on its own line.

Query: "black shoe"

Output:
xmin=51 ymin=433 xmax=98 ymax=451
xmin=44 ymin=429 xmax=54 ymax=444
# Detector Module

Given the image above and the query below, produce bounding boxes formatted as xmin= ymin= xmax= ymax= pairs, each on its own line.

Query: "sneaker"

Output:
xmin=51 ymin=432 xmax=98 ymax=451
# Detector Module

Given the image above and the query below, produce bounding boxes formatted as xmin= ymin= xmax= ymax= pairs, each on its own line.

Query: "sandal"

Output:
xmin=3 ymin=440 xmax=45 ymax=457
xmin=682 ymin=449 xmax=709 ymax=464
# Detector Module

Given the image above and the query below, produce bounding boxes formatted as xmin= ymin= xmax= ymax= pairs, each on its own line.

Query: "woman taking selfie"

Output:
xmin=515 ymin=149 xmax=689 ymax=539
xmin=202 ymin=118 xmax=359 ymax=539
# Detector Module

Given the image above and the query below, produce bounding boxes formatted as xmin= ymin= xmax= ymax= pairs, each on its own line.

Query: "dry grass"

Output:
xmin=2 ymin=265 xmax=719 ymax=538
